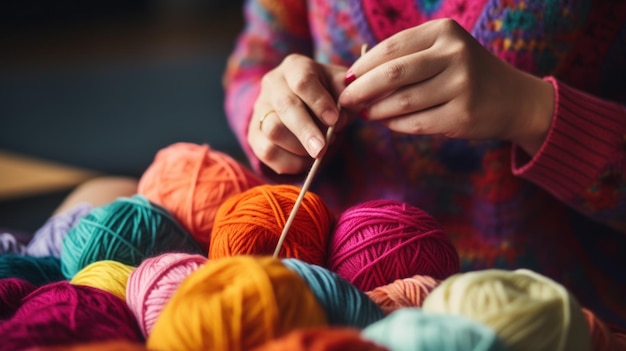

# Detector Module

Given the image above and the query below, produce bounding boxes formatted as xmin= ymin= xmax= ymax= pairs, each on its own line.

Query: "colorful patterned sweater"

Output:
xmin=223 ymin=0 xmax=626 ymax=327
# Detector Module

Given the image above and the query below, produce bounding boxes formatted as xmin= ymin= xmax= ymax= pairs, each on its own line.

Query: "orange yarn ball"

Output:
xmin=582 ymin=308 xmax=626 ymax=351
xmin=366 ymin=275 xmax=441 ymax=315
xmin=147 ymin=256 xmax=327 ymax=351
xmin=251 ymin=327 xmax=389 ymax=351
xmin=209 ymin=184 xmax=335 ymax=266
xmin=138 ymin=142 xmax=264 ymax=251
xmin=25 ymin=340 xmax=148 ymax=351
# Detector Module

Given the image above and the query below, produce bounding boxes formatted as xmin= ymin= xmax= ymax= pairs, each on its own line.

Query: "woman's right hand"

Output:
xmin=249 ymin=54 xmax=348 ymax=175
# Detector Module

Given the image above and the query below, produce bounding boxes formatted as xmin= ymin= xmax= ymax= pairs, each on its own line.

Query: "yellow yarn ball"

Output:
xmin=422 ymin=269 xmax=591 ymax=351
xmin=147 ymin=256 xmax=328 ymax=351
xmin=70 ymin=260 xmax=135 ymax=300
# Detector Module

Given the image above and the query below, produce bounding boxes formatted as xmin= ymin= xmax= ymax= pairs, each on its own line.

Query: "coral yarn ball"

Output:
xmin=327 ymin=199 xmax=460 ymax=291
xmin=138 ymin=142 xmax=264 ymax=251
xmin=209 ymin=184 xmax=335 ymax=266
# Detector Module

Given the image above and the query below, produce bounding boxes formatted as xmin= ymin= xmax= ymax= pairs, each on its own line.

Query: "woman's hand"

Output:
xmin=338 ymin=18 xmax=554 ymax=156
xmin=249 ymin=54 xmax=348 ymax=175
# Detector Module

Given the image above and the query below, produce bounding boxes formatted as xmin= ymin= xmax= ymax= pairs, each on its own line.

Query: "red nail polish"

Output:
xmin=344 ymin=71 xmax=356 ymax=85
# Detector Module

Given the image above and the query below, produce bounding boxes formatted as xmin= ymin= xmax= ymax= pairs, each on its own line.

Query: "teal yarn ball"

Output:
xmin=362 ymin=308 xmax=507 ymax=351
xmin=0 ymin=254 xmax=65 ymax=286
xmin=282 ymin=258 xmax=384 ymax=329
xmin=61 ymin=195 xmax=203 ymax=279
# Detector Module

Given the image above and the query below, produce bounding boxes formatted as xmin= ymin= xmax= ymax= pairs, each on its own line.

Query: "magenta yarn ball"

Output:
xmin=0 ymin=281 xmax=143 ymax=349
xmin=327 ymin=200 xmax=460 ymax=291
xmin=0 ymin=278 xmax=36 ymax=320
xmin=126 ymin=252 xmax=208 ymax=338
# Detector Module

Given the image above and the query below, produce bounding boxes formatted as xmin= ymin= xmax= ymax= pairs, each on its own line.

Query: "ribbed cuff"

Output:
xmin=512 ymin=76 xmax=626 ymax=201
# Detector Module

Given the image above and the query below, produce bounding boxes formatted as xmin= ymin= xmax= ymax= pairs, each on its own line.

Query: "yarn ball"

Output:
xmin=26 ymin=202 xmax=93 ymax=258
xmin=138 ymin=142 xmax=264 ymax=252
xmin=366 ymin=275 xmax=441 ymax=315
xmin=126 ymin=252 xmax=208 ymax=337
xmin=147 ymin=256 xmax=327 ymax=351
xmin=581 ymin=308 xmax=626 ymax=351
xmin=71 ymin=260 xmax=136 ymax=300
xmin=209 ymin=184 xmax=335 ymax=266
xmin=362 ymin=308 xmax=506 ymax=351
xmin=1 ymin=232 xmax=26 ymax=254
xmin=61 ymin=194 xmax=203 ymax=279
xmin=0 ymin=278 xmax=36 ymax=319
xmin=327 ymin=199 xmax=460 ymax=291
xmin=251 ymin=327 xmax=389 ymax=351
xmin=0 ymin=254 xmax=65 ymax=286
xmin=25 ymin=340 xmax=148 ymax=351
xmin=0 ymin=281 xmax=142 ymax=349
xmin=282 ymin=258 xmax=383 ymax=328
xmin=422 ymin=269 xmax=592 ymax=351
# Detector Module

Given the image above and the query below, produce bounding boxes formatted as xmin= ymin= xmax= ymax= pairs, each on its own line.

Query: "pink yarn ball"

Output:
xmin=0 ymin=278 xmax=36 ymax=320
xmin=0 ymin=281 xmax=142 ymax=349
xmin=126 ymin=252 xmax=208 ymax=337
xmin=327 ymin=200 xmax=460 ymax=291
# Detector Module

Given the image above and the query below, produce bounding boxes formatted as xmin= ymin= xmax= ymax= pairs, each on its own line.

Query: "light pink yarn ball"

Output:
xmin=125 ymin=252 xmax=207 ymax=337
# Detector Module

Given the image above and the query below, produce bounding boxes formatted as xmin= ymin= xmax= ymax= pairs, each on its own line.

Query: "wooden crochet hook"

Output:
xmin=273 ymin=44 xmax=368 ymax=258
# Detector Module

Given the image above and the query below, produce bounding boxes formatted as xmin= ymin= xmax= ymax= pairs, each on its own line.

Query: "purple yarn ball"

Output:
xmin=26 ymin=202 xmax=93 ymax=258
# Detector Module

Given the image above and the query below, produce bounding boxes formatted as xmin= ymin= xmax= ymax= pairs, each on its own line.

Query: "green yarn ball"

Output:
xmin=61 ymin=195 xmax=203 ymax=279
xmin=0 ymin=254 xmax=65 ymax=286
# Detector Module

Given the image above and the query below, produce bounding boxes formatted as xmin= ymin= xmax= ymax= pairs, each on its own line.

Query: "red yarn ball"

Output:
xmin=0 ymin=278 xmax=36 ymax=320
xmin=138 ymin=142 xmax=264 ymax=251
xmin=0 ymin=281 xmax=142 ymax=349
xmin=327 ymin=200 xmax=460 ymax=291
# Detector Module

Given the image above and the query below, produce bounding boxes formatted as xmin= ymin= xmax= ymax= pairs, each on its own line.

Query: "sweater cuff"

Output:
xmin=512 ymin=76 xmax=626 ymax=201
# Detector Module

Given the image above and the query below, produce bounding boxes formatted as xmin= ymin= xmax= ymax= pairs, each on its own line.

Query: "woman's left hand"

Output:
xmin=338 ymin=18 xmax=554 ymax=155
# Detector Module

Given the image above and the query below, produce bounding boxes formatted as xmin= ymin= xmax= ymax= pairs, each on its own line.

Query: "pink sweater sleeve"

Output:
xmin=512 ymin=76 xmax=626 ymax=231
xmin=222 ymin=0 xmax=312 ymax=175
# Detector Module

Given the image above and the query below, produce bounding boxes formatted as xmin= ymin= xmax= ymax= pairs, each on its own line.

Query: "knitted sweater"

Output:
xmin=223 ymin=0 xmax=626 ymax=327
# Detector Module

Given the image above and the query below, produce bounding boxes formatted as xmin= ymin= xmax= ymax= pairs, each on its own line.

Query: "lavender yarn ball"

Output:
xmin=0 ymin=233 xmax=26 ymax=255
xmin=26 ymin=202 xmax=93 ymax=258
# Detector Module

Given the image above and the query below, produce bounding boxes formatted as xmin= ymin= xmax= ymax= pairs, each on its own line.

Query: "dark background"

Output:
xmin=0 ymin=0 xmax=247 ymax=232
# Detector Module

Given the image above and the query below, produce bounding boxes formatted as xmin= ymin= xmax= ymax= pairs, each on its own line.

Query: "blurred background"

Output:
xmin=0 ymin=0 xmax=246 ymax=232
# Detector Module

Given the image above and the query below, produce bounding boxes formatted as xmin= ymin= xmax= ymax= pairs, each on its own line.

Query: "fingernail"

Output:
xmin=308 ymin=136 xmax=323 ymax=157
xmin=359 ymin=109 xmax=368 ymax=120
xmin=344 ymin=70 xmax=356 ymax=85
xmin=321 ymin=109 xmax=337 ymax=125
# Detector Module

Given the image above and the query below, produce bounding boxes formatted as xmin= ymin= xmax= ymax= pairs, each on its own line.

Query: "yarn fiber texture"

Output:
xmin=422 ymin=269 xmax=592 ymax=351
xmin=26 ymin=340 xmax=149 ymax=351
xmin=282 ymin=258 xmax=384 ymax=328
xmin=0 ymin=281 xmax=142 ymax=350
xmin=126 ymin=252 xmax=208 ymax=338
xmin=582 ymin=308 xmax=626 ymax=351
xmin=147 ymin=255 xmax=327 ymax=351
xmin=138 ymin=142 xmax=264 ymax=252
xmin=61 ymin=195 xmax=203 ymax=279
xmin=209 ymin=184 xmax=335 ymax=266
xmin=0 ymin=232 xmax=26 ymax=254
xmin=0 ymin=254 xmax=65 ymax=286
xmin=26 ymin=202 xmax=93 ymax=258
xmin=328 ymin=199 xmax=460 ymax=291
xmin=71 ymin=260 xmax=136 ymax=300
xmin=251 ymin=327 xmax=389 ymax=351
xmin=366 ymin=274 xmax=441 ymax=315
xmin=362 ymin=308 xmax=506 ymax=351
xmin=0 ymin=278 xmax=36 ymax=320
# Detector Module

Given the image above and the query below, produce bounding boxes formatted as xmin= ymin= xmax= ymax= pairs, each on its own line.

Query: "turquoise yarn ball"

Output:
xmin=61 ymin=195 xmax=203 ymax=279
xmin=0 ymin=254 xmax=65 ymax=286
xmin=282 ymin=258 xmax=384 ymax=329
xmin=362 ymin=308 xmax=506 ymax=351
